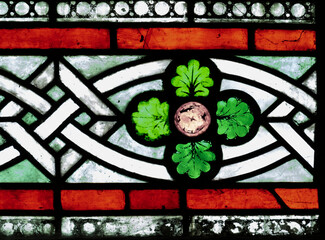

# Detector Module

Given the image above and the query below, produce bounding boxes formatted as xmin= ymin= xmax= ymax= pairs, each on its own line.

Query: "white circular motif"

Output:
xmin=115 ymin=1 xmax=129 ymax=16
xmin=232 ymin=2 xmax=246 ymax=17
xmin=251 ymin=2 xmax=265 ymax=17
xmin=291 ymin=3 xmax=306 ymax=18
xmin=34 ymin=1 xmax=49 ymax=16
xmin=96 ymin=2 xmax=110 ymax=16
xmin=213 ymin=2 xmax=227 ymax=16
xmin=174 ymin=1 xmax=187 ymax=15
xmin=155 ymin=1 xmax=169 ymax=16
xmin=194 ymin=2 xmax=206 ymax=16
xmin=270 ymin=3 xmax=285 ymax=17
xmin=76 ymin=2 xmax=91 ymax=16
xmin=134 ymin=1 xmax=149 ymax=16
xmin=15 ymin=1 xmax=30 ymax=16
xmin=0 ymin=1 xmax=9 ymax=15
xmin=57 ymin=2 xmax=71 ymax=16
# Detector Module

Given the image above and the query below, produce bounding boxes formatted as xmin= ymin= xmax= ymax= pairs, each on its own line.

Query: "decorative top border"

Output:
xmin=0 ymin=0 xmax=316 ymax=24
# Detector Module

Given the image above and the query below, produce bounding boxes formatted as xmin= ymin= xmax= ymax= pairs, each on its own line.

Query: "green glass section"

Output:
xmin=22 ymin=112 xmax=38 ymax=125
xmin=0 ymin=159 xmax=50 ymax=183
xmin=293 ymin=111 xmax=309 ymax=126
xmin=0 ymin=56 xmax=47 ymax=80
xmin=239 ymin=159 xmax=313 ymax=182
xmin=49 ymin=137 xmax=66 ymax=152
xmin=237 ymin=56 xmax=316 ymax=80
xmin=0 ymin=134 xmax=6 ymax=146
xmin=64 ymin=55 xmax=145 ymax=79
xmin=74 ymin=112 xmax=91 ymax=126
xmin=216 ymin=98 xmax=254 ymax=139
xmin=108 ymin=125 xmax=165 ymax=159
xmin=171 ymin=59 xmax=214 ymax=97
xmin=0 ymin=95 xmax=5 ymax=103
xmin=132 ymin=97 xmax=170 ymax=141
xmin=172 ymin=141 xmax=216 ymax=179
xmin=108 ymin=80 xmax=163 ymax=114
xmin=47 ymin=85 xmax=65 ymax=101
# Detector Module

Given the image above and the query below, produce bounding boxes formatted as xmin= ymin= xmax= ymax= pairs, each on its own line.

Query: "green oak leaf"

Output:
xmin=132 ymin=97 xmax=170 ymax=141
xmin=216 ymin=97 xmax=254 ymax=140
xmin=172 ymin=140 xmax=216 ymax=179
xmin=171 ymin=59 xmax=214 ymax=97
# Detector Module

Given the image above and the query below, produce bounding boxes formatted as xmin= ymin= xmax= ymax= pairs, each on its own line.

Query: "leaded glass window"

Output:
xmin=0 ymin=0 xmax=322 ymax=238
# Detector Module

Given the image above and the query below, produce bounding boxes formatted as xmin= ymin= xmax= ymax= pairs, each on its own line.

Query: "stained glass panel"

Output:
xmin=0 ymin=0 xmax=322 ymax=238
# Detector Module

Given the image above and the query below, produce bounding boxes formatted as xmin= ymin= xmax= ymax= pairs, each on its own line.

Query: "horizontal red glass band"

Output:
xmin=61 ymin=190 xmax=125 ymax=210
xmin=0 ymin=190 xmax=53 ymax=210
xmin=275 ymin=188 xmax=319 ymax=209
xmin=187 ymin=189 xmax=282 ymax=209
xmin=0 ymin=28 xmax=110 ymax=49
xmin=255 ymin=29 xmax=316 ymax=51
xmin=117 ymin=28 xmax=248 ymax=50
xmin=129 ymin=189 xmax=179 ymax=209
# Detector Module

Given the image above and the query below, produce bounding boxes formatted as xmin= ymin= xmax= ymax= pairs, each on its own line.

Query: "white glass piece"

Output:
xmin=60 ymin=148 xmax=82 ymax=176
xmin=232 ymin=3 xmax=246 ymax=16
xmin=291 ymin=3 xmax=306 ymax=18
xmin=34 ymin=1 xmax=49 ymax=16
xmin=220 ymin=79 xmax=277 ymax=113
xmin=67 ymin=160 xmax=146 ymax=183
xmin=214 ymin=146 xmax=290 ymax=180
xmin=270 ymin=122 xmax=314 ymax=167
xmin=61 ymin=124 xmax=172 ymax=180
xmin=0 ymin=75 xmax=51 ymax=114
xmin=108 ymin=79 xmax=163 ymax=113
xmin=0 ymin=146 xmax=20 ymax=166
xmin=30 ymin=62 xmax=54 ymax=89
xmin=174 ymin=1 xmax=187 ymax=15
xmin=213 ymin=2 xmax=226 ymax=15
xmin=94 ymin=60 xmax=171 ymax=93
xmin=0 ymin=101 xmax=23 ymax=117
xmin=59 ymin=63 xmax=114 ymax=116
xmin=221 ymin=126 xmax=276 ymax=160
xmin=134 ymin=1 xmax=149 ymax=16
xmin=15 ymin=2 xmax=30 ymax=16
xmin=96 ymin=2 xmax=110 ymax=16
xmin=0 ymin=2 xmax=9 ymax=15
xmin=76 ymin=2 xmax=91 ymax=16
xmin=267 ymin=101 xmax=294 ymax=117
xmin=115 ymin=1 xmax=129 ymax=16
xmin=293 ymin=111 xmax=309 ymax=125
xmin=302 ymin=71 xmax=317 ymax=93
xmin=62 ymin=216 xmax=183 ymax=237
xmin=57 ymin=2 xmax=71 ymax=16
xmin=251 ymin=2 xmax=265 ymax=17
xmin=155 ymin=1 xmax=170 ymax=16
xmin=194 ymin=2 xmax=206 ymax=16
xmin=64 ymin=55 xmax=145 ymax=79
xmin=89 ymin=121 xmax=116 ymax=137
xmin=108 ymin=125 xmax=165 ymax=159
xmin=211 ymin=59 xmax=317 ymax=114
xmin=0 ymin=56 xmax=47 ymax=80
xmin=0 ymin=122 xmax=55 ymax=175
xmin=304 ymin=123 xmax=315 ymax=141
xmin=239 ymin=159 xmax=313 ymax=182
xmin=270 ymin=3 xmax=285 ymax=17
xmin=34 ymin=99 xmax=79 ymax=140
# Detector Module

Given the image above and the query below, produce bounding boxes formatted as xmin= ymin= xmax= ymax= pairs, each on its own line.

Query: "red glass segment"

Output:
xmin=117 ymin=28 xmax=248 ymax=50
xmin=275 ymin=188 xmax=319 ymax=209
xmin=0 ymin=190 xmax=53 ymax=210
xmin=187 ymin=189 xmax=281 ymax=209
xmin=129 ymin=189 xmax=179 ymax=210
xmin=255 ymin=29 xmax=316 ymax=51
xmin=0 ymin=28 xmax=110 ymax=49
xmin=61 ymin=190 xmax=125 ymax=210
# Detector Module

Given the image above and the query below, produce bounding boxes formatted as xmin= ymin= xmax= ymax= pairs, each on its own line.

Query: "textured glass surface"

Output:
xmin=0 ymin=0 xmax=321 ymax=238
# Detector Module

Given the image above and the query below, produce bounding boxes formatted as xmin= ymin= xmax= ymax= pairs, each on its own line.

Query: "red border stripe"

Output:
xmin=255 ymin=29 xmax=316 ymax=51
xmin=187 ymin=189 xmax=282 ymax=209
xmin=0 ymin=190 xmax=53 ymax=210
xmin=275 ymin=188 xmax=319 ymax=209
xmin=117 ymin=28 xmax=248 ymax=50
xmin=61 ymin=190 xmax=125 ymax=210
xmin=0 ymin=28 xmax=110 ymax=49
xmin=129 ymin=189 xmax=179 ymax=209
